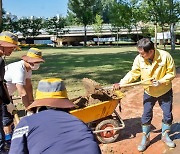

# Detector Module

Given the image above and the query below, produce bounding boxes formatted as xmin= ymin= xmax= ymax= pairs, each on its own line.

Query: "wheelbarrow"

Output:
xmin=70 ymin=77 xmax=154 ymax=143
xmin=70 ymin=98 xmax=125 ymax=144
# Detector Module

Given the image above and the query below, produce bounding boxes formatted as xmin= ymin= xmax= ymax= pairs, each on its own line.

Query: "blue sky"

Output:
xmin=3 ymin=0 xmax=69 ymax=18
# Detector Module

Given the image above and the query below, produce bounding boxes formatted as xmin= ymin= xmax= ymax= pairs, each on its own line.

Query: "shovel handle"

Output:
xmin=120 ymin=78 xmax=153 ymax=88
xmin=12 ymin=111 xmax=20 ymax=125
xmin=103 ymin=78 xmax=153 ymax=89
xmin=14 ymin=113 xmax=20 ymax=125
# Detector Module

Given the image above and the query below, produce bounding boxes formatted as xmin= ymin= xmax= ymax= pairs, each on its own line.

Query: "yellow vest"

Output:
xmin=120 ymin=49 xmax=176 ymax=97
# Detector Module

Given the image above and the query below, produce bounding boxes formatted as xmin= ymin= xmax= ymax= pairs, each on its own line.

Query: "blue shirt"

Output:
xmin=9 ymin=109 xmax=101 ymax=154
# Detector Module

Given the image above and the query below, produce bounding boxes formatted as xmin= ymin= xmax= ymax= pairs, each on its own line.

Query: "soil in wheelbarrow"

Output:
xmin=72 ymin=78 xmax=123 ymax=108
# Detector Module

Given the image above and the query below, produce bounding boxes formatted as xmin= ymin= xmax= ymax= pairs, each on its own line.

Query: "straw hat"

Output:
xmin=0 ymin=31 xmax=21 ymax=50
xmin=21 ymin=48 xmax=45 ymax=63
xmin=27 ymin=78 xmax=75 ymax=110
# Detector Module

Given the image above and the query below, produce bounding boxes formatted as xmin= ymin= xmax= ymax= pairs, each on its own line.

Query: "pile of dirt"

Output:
xmin=72 ymin=78 xmax=123 ymax=108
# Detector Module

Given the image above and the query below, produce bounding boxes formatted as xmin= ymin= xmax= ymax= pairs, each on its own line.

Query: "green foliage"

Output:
xmin=142 ymin=0 xmax=180 ymax=26
xmin=68 ymin=0 xmax=97 ymax=26
xmin=17 ymin=17 xmax=43 ymax=38
xmin=66 ymin=12 xmax=79 ymax=26
xmin=109 ymin=1 xmax=132 ymax=30
xmin=17 ymin=18 xmax=31 ymax=38
xmin=95 ymin=0 xmax=116 ymax=23
xmin=2 ymin=13 xmax=18 ymax=32
xmin=28 ymin=17 xmax=43 ymax=37
xmin=92 ymin=14 xmax=103 ymax=46
xmin=44 ymin=15 xmax=66 ymax=36
xmin=141 ymin=24 xmax=162 ymax=37
xmin=93 ymin=14 xmax=103 ymax=35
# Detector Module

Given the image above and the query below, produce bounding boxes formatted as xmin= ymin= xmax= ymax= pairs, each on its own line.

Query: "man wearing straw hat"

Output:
xmin=3 ymin=48 xmax=44 ymax=147
xmin=0 ymin=31 xmax=20 ymax=153
xmin=5 ymin=47 xmax=44 ymax=108
xmin=9 ymin=78 xmax=101 ymax=154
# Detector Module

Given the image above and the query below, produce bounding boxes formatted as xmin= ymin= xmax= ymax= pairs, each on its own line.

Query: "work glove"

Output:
xmin=7 ymin=103 xmax=17 ymax=115
xmin=151 ymin=80 xmax=161 ymax=87
xmin=113 ymin=83 xmax=121 ymax=90
xmin=26 ymin=110 xmax=34 ymax=116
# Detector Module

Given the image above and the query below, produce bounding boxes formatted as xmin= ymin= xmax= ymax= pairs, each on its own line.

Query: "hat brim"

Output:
xmin=0 ymin=40 xmax=21 ymax=51
xmin=27 ymin=98 xmax=76 ymax=111
xmin=21 ymin=55 xmax=45 ymax=63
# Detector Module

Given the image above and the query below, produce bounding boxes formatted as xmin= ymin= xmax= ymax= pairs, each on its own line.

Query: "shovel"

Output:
xmin=82 ymin=77 xmax=153 ymax=95
xmin=103 ymin=77 xmax=153 ymax=90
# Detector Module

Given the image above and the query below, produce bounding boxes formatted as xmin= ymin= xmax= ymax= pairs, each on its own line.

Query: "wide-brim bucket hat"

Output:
xmin=0 ymin=31 xmax=21 ymax=50
xmin=21 ymin=48 xmax=45 ymax=63
xmin=27 ymin=78 xmax=76 ymax=111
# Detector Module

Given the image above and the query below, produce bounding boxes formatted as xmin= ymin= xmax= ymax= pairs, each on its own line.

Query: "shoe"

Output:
xmin=138 ymin=125 xmax=151 ymax=152
xmin=161 ymin=123 xmax=176 ymax=148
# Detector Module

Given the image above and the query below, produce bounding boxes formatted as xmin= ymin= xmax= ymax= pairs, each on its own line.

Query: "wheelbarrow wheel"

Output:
xmin=95 ymin=119 xmax=120 ymax=144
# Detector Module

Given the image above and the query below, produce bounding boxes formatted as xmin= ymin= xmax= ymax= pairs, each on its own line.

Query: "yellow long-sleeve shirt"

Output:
xmin=120 ymin=49 xmax=176 ymax=97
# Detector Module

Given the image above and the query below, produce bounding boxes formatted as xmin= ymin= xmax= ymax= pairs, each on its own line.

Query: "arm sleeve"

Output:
xmin=158 ymin=54 xmax=176 ymax=84
xmin=9 ymin=118 xmax=29 ymax=154
xmin=11 ymin=68 xmax=26 ymax=85
xmin=120 ymin=55 xmax=141 ymax=84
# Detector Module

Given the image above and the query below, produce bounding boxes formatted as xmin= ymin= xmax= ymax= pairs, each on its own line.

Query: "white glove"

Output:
xmin=26 ymin=110 xmax=34 ymax=116
xmin=152 ymin=80 xmax=160 ymax=87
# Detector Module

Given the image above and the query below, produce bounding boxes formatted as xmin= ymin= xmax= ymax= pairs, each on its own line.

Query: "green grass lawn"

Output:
xmin=6 ymin=45 xmax=180 ymax=99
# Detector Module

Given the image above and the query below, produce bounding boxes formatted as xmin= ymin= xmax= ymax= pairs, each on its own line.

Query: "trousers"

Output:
xmin=142 ymin=89 xmax=173 ymax=125
xmin=0 ymin=100 xmax=5 ymax=151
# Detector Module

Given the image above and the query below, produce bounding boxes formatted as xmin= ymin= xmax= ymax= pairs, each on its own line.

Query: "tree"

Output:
xmin=167 ymin=0 xmax=180 ymax=51
xmin=68 ymin=0 xmax=97 ymax=46
xmin=44 ymin=15 xmax=66 ymax=36
xmin=3 ymin=12 xmax=18 ymax=32
xmin=141 ymin=0 xmax=160 ymax=48
xmin=92 ymin=14 xmax=103 ymax=46
xmin=17 ymin=18 xmax=30 ymax=39
xmin=29 ymin=16 xmax=43 ymax=38
xmin=129 ymin=0 xmax=145 ymax=41
xmin=0 ymin=0 xmax=2 ymax=31
xmin=109 ymin=1 xmax=132 ymax=45
xmin=65 ymin=12 xmax=79 ymax=26
xmin=17 ymin=17 xmax=43 ymax=44
xmin=142 ymin=0 xmax=180 ymax=50
xmin=92 ymin=0 xmax=115 ymax=24
xmin=44 ymin=15 xmax=66 ymax=46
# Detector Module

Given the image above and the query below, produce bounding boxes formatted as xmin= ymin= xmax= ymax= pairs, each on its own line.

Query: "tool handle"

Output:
xmin=103 ymin=78 xmax=153 ymax=89
xmin=120 ymin=78 xmax=153 ymax=88
xmin=13 ymin=111 xmax=20 ymax=125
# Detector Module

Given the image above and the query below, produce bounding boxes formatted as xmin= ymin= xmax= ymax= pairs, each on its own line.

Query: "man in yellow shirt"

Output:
xmin=114 ymin=38 xmax=176 ymax=152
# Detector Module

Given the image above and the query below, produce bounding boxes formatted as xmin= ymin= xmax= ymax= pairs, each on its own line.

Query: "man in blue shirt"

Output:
xmin=9 ymin=78 xmax=101 ymax=154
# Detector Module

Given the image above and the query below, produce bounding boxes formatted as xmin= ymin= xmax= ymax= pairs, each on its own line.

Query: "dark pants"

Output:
xmin=142 ymin=89 xmax=173 ymax=125
xmin=0 ymin=100 xmax=5 ymax=151
xmin=2 ymin=102 xmax=13 ymax=126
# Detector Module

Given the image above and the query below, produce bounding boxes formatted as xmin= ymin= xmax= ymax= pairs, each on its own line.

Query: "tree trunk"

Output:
xmin=170 ymin=23 xmax=175 ymax=51
xmin=154 ymin=23 xmax=157 ymax=48
xmin=135 ymin=25 xmax=139 ymax=41
xmin=116 ymin=28 xmax=119 ymax=46
xmin=98 ymin=36 xmax=99 ymax=46
xmin=0 ymin=0 xmax=2 ymax=31
xmin=162 ymin=26 xmax=166 ymax=50
xmin=84 ymin=25 xmax=87 ymax=46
